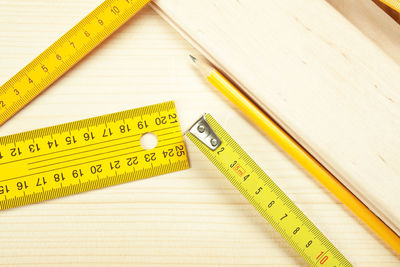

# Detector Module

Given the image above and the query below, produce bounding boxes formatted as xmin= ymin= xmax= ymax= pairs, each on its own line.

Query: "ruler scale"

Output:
xmin=0 ymin=101 xmax=189 ymax=209
xmin=0 ymin=0 xmax=151 ymax=126
xmin=186 ymin=114 xmax=352 ymax=266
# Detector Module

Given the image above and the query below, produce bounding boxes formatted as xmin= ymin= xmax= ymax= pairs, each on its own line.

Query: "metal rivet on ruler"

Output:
xmin=198 ymin=124 xmax=206 ymax=133
xmin=210 ymin=138 xmax=218 ymax=147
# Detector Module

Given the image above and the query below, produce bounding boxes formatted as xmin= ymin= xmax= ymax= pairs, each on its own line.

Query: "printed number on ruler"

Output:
xmin=0 ymin=101 xmax=189 ymax=210
xmin=0 ymin=0 xmax=151 ymax=125
xmin=186 ymin=114 xmax=351 ymax=267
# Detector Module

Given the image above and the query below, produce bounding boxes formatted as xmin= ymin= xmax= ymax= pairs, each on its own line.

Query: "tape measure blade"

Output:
xmin=186 ymin=114 xmax=351 ymax=267
xmin=0 ymin=0 xmax=151 ymax=126
xmin=0 ymin=101 xmax=189 ymax=210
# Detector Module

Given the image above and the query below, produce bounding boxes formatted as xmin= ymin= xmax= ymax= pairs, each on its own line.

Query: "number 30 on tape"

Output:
xmin=0 ymin=101 xmax=189 ymax=209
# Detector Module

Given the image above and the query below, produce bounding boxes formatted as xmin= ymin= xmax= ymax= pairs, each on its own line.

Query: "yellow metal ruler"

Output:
xmin=0 ymin=0 xmax=151 ymax=126
xmin=186 ymin=114 xmax=352 ymax=267
xmin=0 ymin=101 xmax=189 ymax=209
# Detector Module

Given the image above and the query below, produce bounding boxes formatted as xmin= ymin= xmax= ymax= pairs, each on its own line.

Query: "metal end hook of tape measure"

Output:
xmin=188 ymin=114 xmax=221 ymax=150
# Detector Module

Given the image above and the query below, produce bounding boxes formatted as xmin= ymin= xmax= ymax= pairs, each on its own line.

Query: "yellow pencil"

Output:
xmin=378 ymin=0 xmax=400 ymax=13
xmin=189 ymin=55 xmax=400 ymax=254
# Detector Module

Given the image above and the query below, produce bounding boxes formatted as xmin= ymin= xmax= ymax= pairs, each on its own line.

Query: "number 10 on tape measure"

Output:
xmin=186 ymin=114 xmax=351 ymax=266
xmin=0 ymin=101 xmax=189 ymax=210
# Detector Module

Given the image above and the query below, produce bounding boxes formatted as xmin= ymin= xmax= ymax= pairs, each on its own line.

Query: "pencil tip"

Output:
xmin=189 ymin=54 xmax=197 ymax=63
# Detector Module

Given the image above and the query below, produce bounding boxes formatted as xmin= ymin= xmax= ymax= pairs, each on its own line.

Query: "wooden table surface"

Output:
xmin=0 ymin=1 xmax=399 ymax=266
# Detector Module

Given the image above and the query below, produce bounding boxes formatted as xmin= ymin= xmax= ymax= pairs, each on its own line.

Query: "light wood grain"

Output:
xmin=152 ymin=0 xmax=400 ymax=239
xmin=0 ymin=0 xmax=399 ymax=266
xmin=327 ymin=0 xmax=400 ymax=65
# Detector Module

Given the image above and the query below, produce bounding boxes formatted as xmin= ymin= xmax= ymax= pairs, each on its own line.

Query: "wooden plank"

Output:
xmin=327 ymin=0 xmax=400 ymax=65
xmin=373 ymin=0 xmax=400 ymax=23
xmin=152 ymin=0 xmax=400 ymax=237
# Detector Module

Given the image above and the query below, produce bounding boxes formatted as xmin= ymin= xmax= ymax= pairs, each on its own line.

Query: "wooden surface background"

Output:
xmin=0 ymin=0 xmax=399 ymax=266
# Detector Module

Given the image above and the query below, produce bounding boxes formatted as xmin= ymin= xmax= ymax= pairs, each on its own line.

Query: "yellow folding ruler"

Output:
xmin=0 ymin=0 xmax=151 ymax=126
xmin=0 ymin=101 xmax=189 ymax=209
xmin=186 ymin=114 xmax=352 ymax=267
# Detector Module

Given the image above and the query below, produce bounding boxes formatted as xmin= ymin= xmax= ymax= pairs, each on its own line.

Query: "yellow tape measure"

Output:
xmin=0 ymin=101 xmax=189 ymax=209
xmin=0 ymin=0 xmax=151 ymax=126
xmin=186 ymin=114 xmax=351 ymax=267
